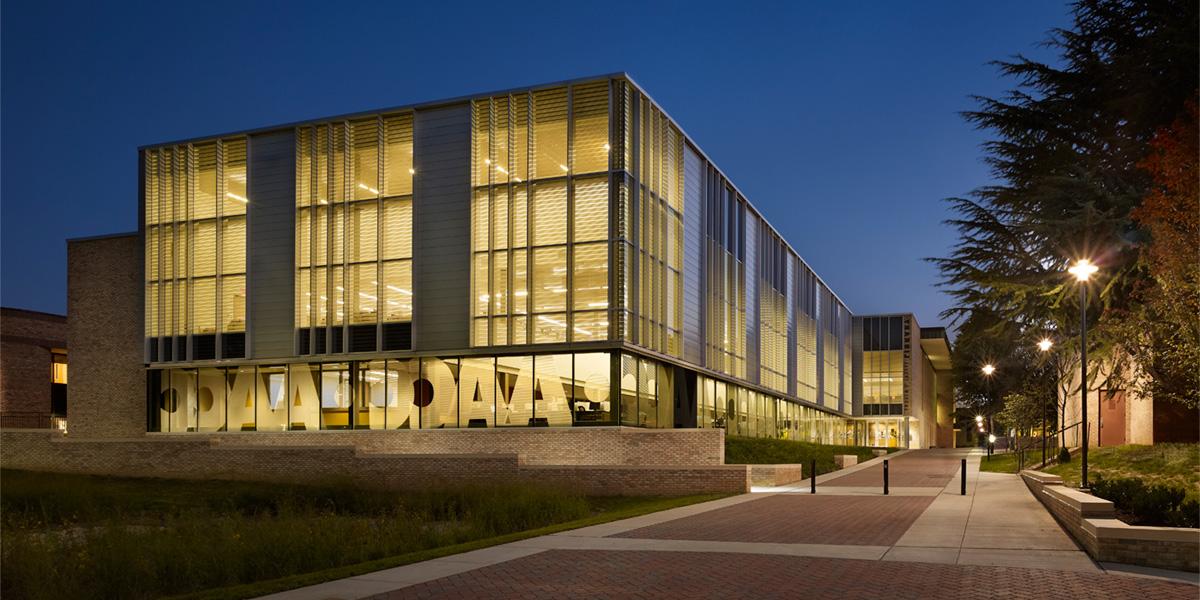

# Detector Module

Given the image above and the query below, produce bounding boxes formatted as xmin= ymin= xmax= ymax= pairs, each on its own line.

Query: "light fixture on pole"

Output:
xmin=981 ymin=364 xmax=996 ymax=376
xmin=1037 ymin=338 xmax=1052 ymax=464
xmin=1068 ymin=258 xmax=1098 ymax=488
xmin=980 ymin=364 xmax=996 ymax=456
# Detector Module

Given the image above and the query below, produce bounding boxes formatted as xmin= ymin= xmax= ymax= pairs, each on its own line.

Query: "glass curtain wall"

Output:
xmin=695 ymin=373 xmax=853 ymax=442
xmin=862 ymin=315 xmax=906 ymax=416
xmin=795 ymin=266 xmax=819 ymax=403
xmin=614 ymin=86 xmax=684 ymax=356
xmin=295 ymin=114 xmax=413 ymax=354
xmin=148 ymin=352 xmax=618 ymax=432
xmin=758 ymin=229 xmax=788 ymax=393
xmin=703 ymin=174 xmax=747 ymax=379
xmin=144 ymin=138 xmax=247 ymax=361
xmin=471 ymin=81 xmax=612 ymax=347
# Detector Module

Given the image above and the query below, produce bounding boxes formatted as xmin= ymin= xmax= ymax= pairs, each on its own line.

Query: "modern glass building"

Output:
xmin=141 ymin=73 xmax=950 ymax=447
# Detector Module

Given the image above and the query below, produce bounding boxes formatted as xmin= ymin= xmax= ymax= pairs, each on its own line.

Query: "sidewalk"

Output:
xmin=258 ymin=449 xmax=1197 ymax=599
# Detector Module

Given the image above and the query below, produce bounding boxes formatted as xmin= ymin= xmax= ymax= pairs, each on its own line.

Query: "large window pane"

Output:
xmin=496 ymin=355 xmax=533 ymax=426
xmin=533 ymin=313 xmax=566 ymax=344
xmin=639 ymin=357 xmax=657 ymax=428
xmin=536 ymin=354 xmax=572 ymax=427
xmin=421 ymin=357 xmax=458 ymax=429
xmin=387 ymin=358 xmax=419 ymax=429
xmin=356 ymin=360 xmax=387 ymax=430
xmin=531 ymin=181 xmax=566 ymax=246
xmin=220 ymin=275 xmax=246 ymax=332
xmin=169 ymin=369 xmax=197 ymax=433
xmin=223 ymin=139 xmax=248 ymax=215
xmin=619 ymin=354 xmax=637 ymax=426
xmin=532 ymin=247 xmax=566 ymax=313
xmin=192 ymin=278 xmax=216 ymax=334
xmin=196 ymin=364 xmax=225 ymax=432
xmin=573 ymin=177 xmax=608 ymax=243
xmin=382 ymin=260 xmax=412 ymax=322
xmin=532 ymin=88 xmax=567 ymax=178
xmin=657 ymin=362 xmax=674 ymax=428
xmin=473 ymin=253 xmax=490 ymax=318
xmin=384 ymin=113 xmax=413 ymax=197
xmin=573 ymin=352 xmax=613 ymax=424
xmin=572 ymin=310 xmax=608 ymax=342
xmin=348 ymin=201 xmax=378 ymax=263
xmin=227 ymin=366 xmax=256 ymax=431
xmin=289 ymin=363 xmax=321 ymax=430
xmin=571 ymin=82 xmax=609 ymax=174
xmin=256 ymin=365 xmax=288 ymax=432
xmin=349 ymin=263 xmax=378 ymax=325
xmin=572 ymin=242 xmax=607 ymax=311
xmin=193 ymin=145 xmax=219 ymax=219
xmin=382 ymin=198 xmax=412 ymax=260
xmin=221 ymin=216 xmax=246 ymax=274
xmin=352 ymin=119 xmax=380 ymax=200
xmin=319 ymin=363 xmax=351 ymax=430
xmin=459 ymin=357 xmax=495 ymax=428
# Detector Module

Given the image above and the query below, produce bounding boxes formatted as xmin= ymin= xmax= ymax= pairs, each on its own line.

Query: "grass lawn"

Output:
xmin=978 ymin=446 xmax=1055 ymax=474
xmin=0 ymin=470 xmax=722 ymax=600
xmin=1042 ymin=444 xmax=1199 ymax=500
xmin=724 ymin=436 xmax=888 ymax=476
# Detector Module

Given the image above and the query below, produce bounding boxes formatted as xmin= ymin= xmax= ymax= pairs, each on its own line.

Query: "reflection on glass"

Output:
xmin=459 ymin=357 xmax=495 ymax=428
xmin=497 ymin=355 xmax=533 ymax=426
xmin=573 ymin=352 xmax=612 ymax=424
xmin=619 ymin=354 xmax=638 ymax=426
xmin=387 ymin=358 xmax=419 ymax=429
xmin=289 ymin=363 xmax=320 ymax=430
xmin=358 ymin=360 xmax=387 ymax=429
xmin=257 ymin=365 xmax=288 ymax=431
xmin=421 ymin=357 xmax=458 ymax=429
xmin=320 ymin=363 xmax=351 ymax=429
xmin=536 ymin=354 xmax=573 ymax=427
xmin=197 ymin=367 xmax=226 ymax=432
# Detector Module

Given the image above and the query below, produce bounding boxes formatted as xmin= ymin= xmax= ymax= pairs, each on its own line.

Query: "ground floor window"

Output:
xmin=148 ymin=351 xmax=624 ymax=432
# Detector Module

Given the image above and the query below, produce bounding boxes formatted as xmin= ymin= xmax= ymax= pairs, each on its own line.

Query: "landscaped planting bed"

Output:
xmin=0 ymin=469 xmax=719 ymax=600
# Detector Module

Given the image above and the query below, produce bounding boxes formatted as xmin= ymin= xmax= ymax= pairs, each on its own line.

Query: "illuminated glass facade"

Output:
xmin=143 ymin=138 xmax=248 ymax=361
xmin=294 ymin=114 xmax=414 ymax=354
xmin=138 ymin=74 xmax=944 ymax=447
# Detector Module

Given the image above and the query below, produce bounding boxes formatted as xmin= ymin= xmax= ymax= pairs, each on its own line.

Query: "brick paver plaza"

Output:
xmin=264 ymin=450 xmax=1198 ymax=600
xmin=374 ymin=550 xmax=1195 ymax=600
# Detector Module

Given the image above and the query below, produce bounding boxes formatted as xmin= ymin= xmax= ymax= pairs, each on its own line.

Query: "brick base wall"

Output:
xmin=0 ymin=429 xmax=746 ymax=496
xmin=166 ymin=426 xmax=724 ymax=467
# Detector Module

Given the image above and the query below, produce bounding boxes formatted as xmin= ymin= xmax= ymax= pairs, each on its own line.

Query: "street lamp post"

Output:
xmin=1038 ymin=338 xmax=1052 ymax=466
xmin=981 ymin=365 xmax=996 ymax=458
xmin=1068 ymin=259 xmax=1098 ymax=489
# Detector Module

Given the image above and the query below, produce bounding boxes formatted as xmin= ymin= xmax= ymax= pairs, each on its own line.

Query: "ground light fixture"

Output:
xmin=1068 ymin=258 xmax=1097 ymax=488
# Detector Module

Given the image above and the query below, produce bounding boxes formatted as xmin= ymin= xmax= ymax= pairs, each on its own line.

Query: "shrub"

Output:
xmin=1088 ymin=475 xmax=1196 ymax=527
xmin=1057 ymin=446 xmax=1071 ymax=464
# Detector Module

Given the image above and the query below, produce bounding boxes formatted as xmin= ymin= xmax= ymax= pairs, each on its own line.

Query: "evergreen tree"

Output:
xmin=933 ymin=0 xmax=1199 ymax=405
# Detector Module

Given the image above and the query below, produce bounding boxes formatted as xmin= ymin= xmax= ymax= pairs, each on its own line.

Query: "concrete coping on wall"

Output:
xmin=1037 ymin=478 xmax=1117 ymax=518
xmin=1020 ymin=469 xmax=1063 ymax=486
xmin=1084 ymin=517 xmax=1200 ymax=543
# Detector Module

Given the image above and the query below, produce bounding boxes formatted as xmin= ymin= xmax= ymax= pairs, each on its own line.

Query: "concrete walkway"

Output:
xmin=259 ymin=449 xmax=1196 ymax=599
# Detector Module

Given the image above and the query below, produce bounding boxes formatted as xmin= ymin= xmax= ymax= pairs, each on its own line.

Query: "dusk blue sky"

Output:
xmin=1 ymin=1 xmax=1070 ymax=329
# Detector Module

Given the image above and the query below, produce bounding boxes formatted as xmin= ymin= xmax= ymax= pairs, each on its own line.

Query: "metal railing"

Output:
xmin=1011 ymin=421 xmax=1081 ymax=471
xmin=0 ymin=412 xmax=67 ymax=430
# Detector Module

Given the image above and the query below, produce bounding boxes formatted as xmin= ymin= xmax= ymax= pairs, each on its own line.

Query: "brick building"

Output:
xmin=0 ymin=307 xmax=68 ymax=429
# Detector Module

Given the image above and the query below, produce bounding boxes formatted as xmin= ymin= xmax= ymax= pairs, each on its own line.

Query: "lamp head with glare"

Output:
xmin=1068 ymin=259 xmax=1099 ymax=282
xmin=975 ymin=415 xmax=984 ymax=423
xmin=988 ymin=434 xmax=997 ymax=444
xmin=981 ymin=364 xmax=996 ymax=376
xmin=1038 ymin=338 xmax=1053 ymax=352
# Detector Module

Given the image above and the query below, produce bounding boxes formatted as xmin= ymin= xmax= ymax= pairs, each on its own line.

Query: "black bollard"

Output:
xmin=883 ymin=459 xmax=889 ymax=495
xmin=961 ymin=458 xmax=967 ymax=495
xmin=811 ymin=459 xmax=817 ymax=494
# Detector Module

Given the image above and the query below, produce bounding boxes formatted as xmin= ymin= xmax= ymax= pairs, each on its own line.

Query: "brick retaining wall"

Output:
xmin=168 ymin=426 xmax=724 ymax=467
xmin=0 ymin=429 xmax=746 ymax=496
xmin=1021 ymin=470 xmax=1199 ymax=572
